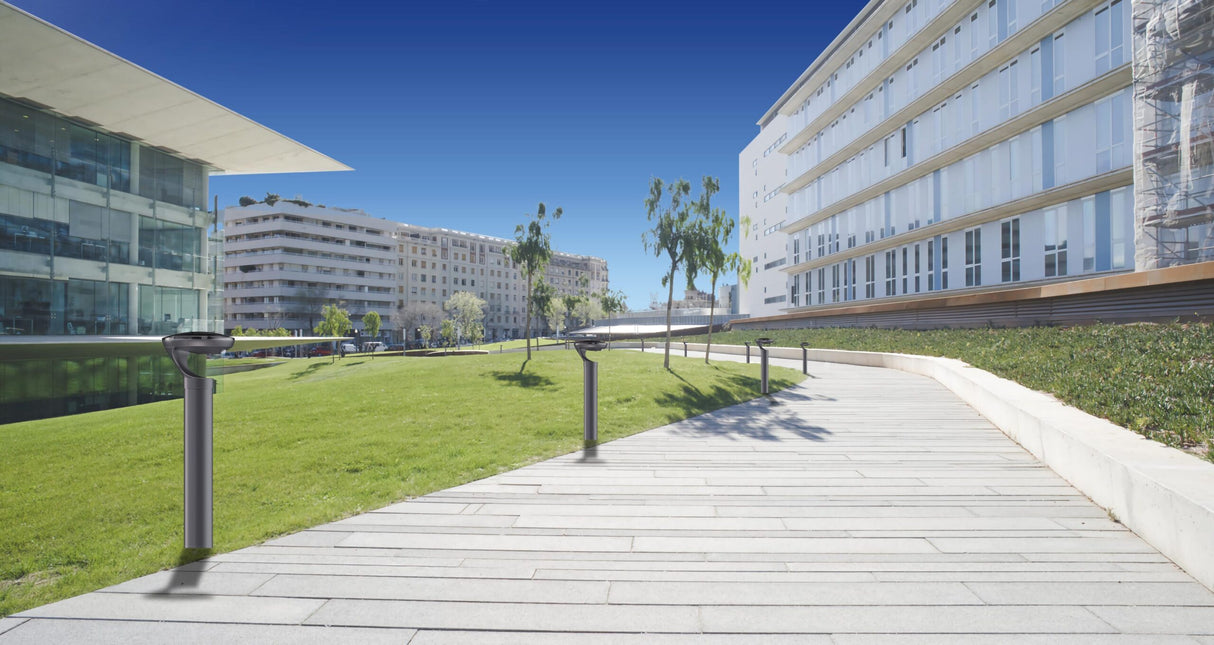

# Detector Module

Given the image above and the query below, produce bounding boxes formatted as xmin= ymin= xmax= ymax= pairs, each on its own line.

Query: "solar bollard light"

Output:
xmin=682 ymin=340 xmax=688 ymax=357
xmin=163 ymin=331 xmax=234 ymax=549
xmin=756 ymin=337 xmax=774 ymax=395
xmin=574 ymin=338 xmax=608 ymax=446
xmin=744 ymin=341 xmax=751 ymax=363
xmin=800 ymin=341 xmax=810 ymax=375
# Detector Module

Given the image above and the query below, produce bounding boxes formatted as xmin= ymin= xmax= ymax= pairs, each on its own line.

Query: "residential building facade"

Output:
xmin=740 ymin=0 xmax=1212 ymax=323
xmin=223 ymin=207 xmax=609 ymax=342
xmin=396 ymin=223 xmax=608 ymax=342
xmin=223 ymin=203 xmax=396 ymax=334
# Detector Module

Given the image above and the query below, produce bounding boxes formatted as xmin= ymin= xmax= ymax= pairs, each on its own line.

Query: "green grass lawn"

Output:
xmin=680 ymin=323 xmax=1214 ymax=458
xmin=0 ymin=350 xmax=800 ymax=617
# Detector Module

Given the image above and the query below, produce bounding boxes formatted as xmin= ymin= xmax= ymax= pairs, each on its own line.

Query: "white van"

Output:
xmin=363 ymin=341 xmax=386 ymax=353
xmin=340 ymin=342 xmax=358 ymax=354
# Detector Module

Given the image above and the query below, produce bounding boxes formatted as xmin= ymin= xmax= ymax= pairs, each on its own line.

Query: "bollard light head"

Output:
xmin=573 ymin=337 xmax=608 ymax=362
xmin=800 ymin=341 xmax=810 ymax=349
xmin=756 ymin=337 xmax=773 ymax=348
xmin=163 ymin=332 xmax=234 ymax=379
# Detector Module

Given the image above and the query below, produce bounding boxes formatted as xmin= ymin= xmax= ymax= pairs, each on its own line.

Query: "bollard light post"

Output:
xmin=756 ymin=337 xmax=773 ymax=395
xmin=682 ymin=340 xmax=688 ymax=357
xmin=744 ymin=341 xmax=751 ymax=364
xmin=800 ymin=341 xmax=810 ymax=375
xmin=163 ymin=332 xmax=234 ymax=549
xmin=574 ymin=338 xmax=608 ymax=446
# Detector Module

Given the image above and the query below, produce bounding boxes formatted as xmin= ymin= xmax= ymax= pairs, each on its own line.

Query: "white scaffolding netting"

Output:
xmin=1133 ymin=0 xmax=1214 ymax=268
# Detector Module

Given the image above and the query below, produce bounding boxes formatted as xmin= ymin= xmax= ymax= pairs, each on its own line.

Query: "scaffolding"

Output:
xmin=1133 ymin=0 xmax=1214 ymax=268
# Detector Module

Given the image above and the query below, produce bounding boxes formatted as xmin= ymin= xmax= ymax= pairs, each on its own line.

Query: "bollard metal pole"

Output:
xmin=744 ymin=342 xmax=751 ymax=364
xmin=682 ymin=341 xmax=688 ymax=357
xmin=163 ymin=332 xmax=233 ymax=550
xmin=583 ymin=359 xmax=597 ymax=443
xmin=800 ymin=342 xmax=809 ymax=375
xmin=183 ymin=377 xmax=213 ymax=548
xmin=574 ymin=339 xmax=607 ymax=448
xmin=756 ymin=338 xmax=773 ymax=395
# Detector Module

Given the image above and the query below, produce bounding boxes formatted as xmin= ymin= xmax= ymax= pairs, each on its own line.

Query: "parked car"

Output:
xmin=386 ymin=344 xmax=405 ymax=352
xmin=340 ymin=343 xmax=358 ymax=354
xmin=363 ymin=341 xmax=386 ymax=353
xmin=308 ymin=347 xmax=332 ymax=357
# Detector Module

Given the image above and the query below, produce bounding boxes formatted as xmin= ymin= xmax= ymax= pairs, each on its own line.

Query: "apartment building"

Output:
xmin=223 ymin=203 xmax=396 ymax=334
xmin=0 ymin=2 xmax=347 ymax=423
xmin=740 ymin=0 xmax=1213 ymax=324
xmin=223 ymin=206 xmax=609 ymax=341
xmin=396 ymin=223 xmax=608 ymax=341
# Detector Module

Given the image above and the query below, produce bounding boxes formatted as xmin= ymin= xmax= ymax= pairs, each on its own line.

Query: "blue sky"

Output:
xmin=15 ymin=0 xmax=869 ymax=311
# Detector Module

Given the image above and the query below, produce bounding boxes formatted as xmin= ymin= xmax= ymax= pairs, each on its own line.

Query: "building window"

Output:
xmin=902 ymin=247 xmax=909 ymax=294
xmin=1044 ymin=207 xmax=1068 ymax=277
xmin=965 ymin=228 xmax=982 ymax=286
xmin=1094 ymin=0 xmax=1126 ymax=75
xmin=1001 ymin=218 xmax=1021 ymax=282
xmin=865 ymin=255 xmax=876 ymax=299
xmin=817 ymin=268 xmax=826 ymax=304
xmin=790 ymin=274 xmax=800 ymax=306
xmin=885 ymin=250 xmax=897 ymax=296
xmin=831 ymin=265 xmax=840 ymax=303
xmin=941 ymin=236 xmax=949 ymax=289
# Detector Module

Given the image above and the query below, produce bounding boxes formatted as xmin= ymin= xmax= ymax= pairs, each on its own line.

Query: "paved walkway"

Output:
xmin=5 ymin=358 xmax=1214 ymax=643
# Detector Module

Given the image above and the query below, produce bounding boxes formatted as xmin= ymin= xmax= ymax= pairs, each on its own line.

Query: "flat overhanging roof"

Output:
xmin=0 ymin=3 xmax=352 ymax=175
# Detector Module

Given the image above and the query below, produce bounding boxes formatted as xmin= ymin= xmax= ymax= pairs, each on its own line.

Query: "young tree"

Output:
xmin=444 ymin=291 xmax=486 ymax=348
xmin=504 ymin=202 xmax=562 ymax=361
xmin=440 ymin=319 xmax=456 ymax=347
xmin=264 ymin=192 xmax=280 ymax=206
xmin=418 ymin=324 xmax=433 ymax=347
xmin=467 ymin=321 xmax=484 ymax=346
xmin=571 ymin=297 xmax=602 ymax=331
xmin=686 ymin=177 xmax=746 ymax=363
xmin=595 ymin=288 xmax=627 ymax=343
xmin=642 ymin=177 xmax=693 ymax=369
xmin=529 ymin=277 xmax=557 ymax=340
xmin=362 ymin=311 xmax=381 ymax=339
xmin=396 ymin=301 xmax=443 ymax=343
xmin=547 ymin=297 xmax=569 ymax=337
xmin=313 ymin=304 xmax=352 ymax=362
xmin=238 ymin=196 xmax=257 ymax=207
xmin=313 ymin=304 xmax=352 ymax=337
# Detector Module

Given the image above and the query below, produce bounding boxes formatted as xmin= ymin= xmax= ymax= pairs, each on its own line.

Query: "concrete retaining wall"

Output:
xmin=617 ymin=340 xmax=1214 ymax=591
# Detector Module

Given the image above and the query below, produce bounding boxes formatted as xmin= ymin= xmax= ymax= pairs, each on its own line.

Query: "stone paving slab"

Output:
xmin=7 ymin=356 xmax=1214 ymax=641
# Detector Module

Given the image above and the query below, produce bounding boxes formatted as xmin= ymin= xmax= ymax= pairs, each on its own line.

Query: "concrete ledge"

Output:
xmin=620 ymin=340 xmax=1214 ymax=591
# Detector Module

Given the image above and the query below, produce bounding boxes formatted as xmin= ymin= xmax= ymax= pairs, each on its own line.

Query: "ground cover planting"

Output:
xmin=680 ymin=323 xmax=1213 ymax=459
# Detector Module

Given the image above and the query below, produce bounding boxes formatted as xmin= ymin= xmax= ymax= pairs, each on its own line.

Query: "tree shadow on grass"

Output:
xmin=490 ymin=370 xmax=556 ymax=389
xmin=288 ymin=362 xmax=328 ymax=381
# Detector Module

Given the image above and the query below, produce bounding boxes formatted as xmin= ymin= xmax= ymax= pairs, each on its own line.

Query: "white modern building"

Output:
xmin=740 ymin=0 xmax=1213 ymax=326
xmin=0 ymin=2 xmax=348 ymax=422
xmin=223 ymin=203 xmax=396 ymax=334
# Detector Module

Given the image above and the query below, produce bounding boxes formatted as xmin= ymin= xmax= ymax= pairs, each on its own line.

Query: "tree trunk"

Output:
xmin=663 ymin=263 xmax=675 ymax=370
xmin=524 ymin=273 xmax=532 ymax=361
xmin=705 ymin=273 xmax=718 ymax=364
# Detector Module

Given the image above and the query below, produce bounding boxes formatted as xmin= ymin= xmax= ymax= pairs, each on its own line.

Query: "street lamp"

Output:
xmin=162 ymin=331 xmax=234 ymax=549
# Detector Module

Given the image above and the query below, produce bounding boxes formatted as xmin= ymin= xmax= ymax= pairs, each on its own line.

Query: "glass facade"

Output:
xmin=0 ymin=95 xmax=219 ymax=423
